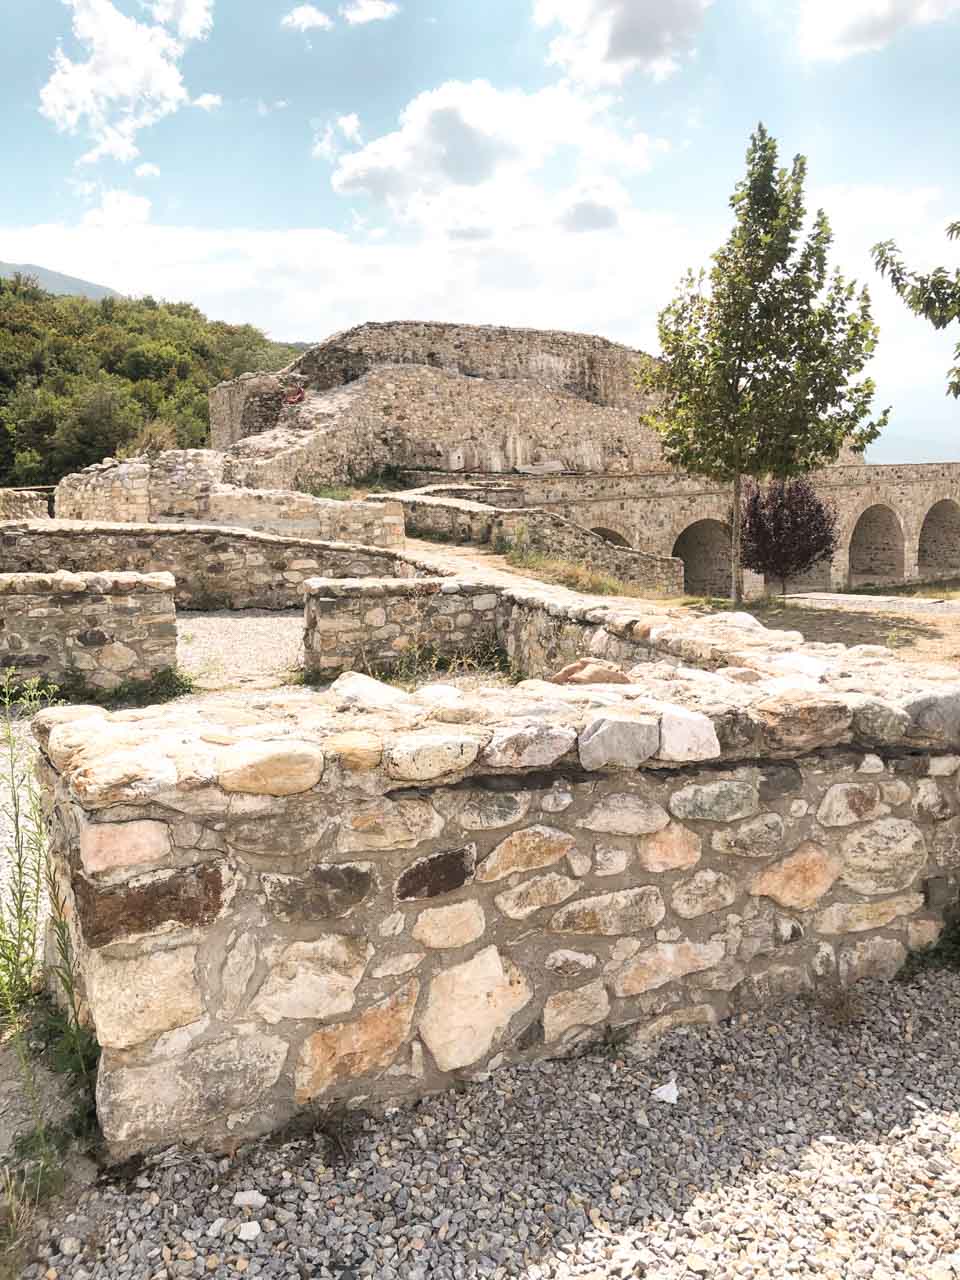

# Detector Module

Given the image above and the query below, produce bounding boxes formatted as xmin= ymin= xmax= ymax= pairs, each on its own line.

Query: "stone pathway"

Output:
xmin=22 ymin=964 xmax=960 ymax=1280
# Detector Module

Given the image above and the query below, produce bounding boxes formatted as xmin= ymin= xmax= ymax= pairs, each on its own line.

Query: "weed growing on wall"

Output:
xmin=57 ymin=664 xmax=195 ymax=709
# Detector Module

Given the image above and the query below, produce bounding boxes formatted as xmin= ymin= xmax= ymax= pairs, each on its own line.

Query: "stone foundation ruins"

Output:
xmin=37 ymin=597 xmax=960 ymax=1156
xmin=0 ymin=489 xmax=48 ymax=520
xmin=0 ymin=571 xmax=176 ymax=691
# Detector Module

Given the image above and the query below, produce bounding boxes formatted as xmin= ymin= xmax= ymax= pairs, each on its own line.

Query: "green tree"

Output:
xmin=639 ymin=123 xmax=888 ymax=601
xmin=872 ymin=222 xmax=960 ymax=398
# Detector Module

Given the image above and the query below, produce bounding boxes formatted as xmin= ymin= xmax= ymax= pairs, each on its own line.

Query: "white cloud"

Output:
xmin=193 ymin=92 xmax=222 ymax=110
xmin=338 ymin=112 xmax=362 ymax=142
xmin=313 ymin=112 xmax=365 ymax=159
xmin=150 ymin=0 xmax=214 ymax=41
xmin=340 ymin=0 xmax=400 ymax=22
xmin=533 ymin=0 xmax=713 ymax=84
xmin=134 ymin=162 xmax=161 ymax=177
xmin=798 ymin=0 xmax=960 ymax=60
xmin=330 ymin=78 xmax=666 ymax=233
xmin=39 ymin=0 xmax=212 ymax=165
xmin=281 ymin=5 xmax=334 ymax=30
xmin=257 ymin=98 xmax=290 ymax=117
xmin=81 ymin=188 xmax=153 ymax=228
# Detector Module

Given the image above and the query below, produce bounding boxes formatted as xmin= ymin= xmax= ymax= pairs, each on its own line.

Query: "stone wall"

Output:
xmin=55 ymin=453 xmax=404 ymax=549
xmin=0 ymin=489 xmax=50 ymax=520
xmin=35 ymin=624 xmax=960 ymax=1154
xmin=0 ymin=521 xmax=424 ymax=611
xmin=0 ymin=571 xmax=175 ymax=690
xmin=303 ymin=578 xmax=500 ymax=677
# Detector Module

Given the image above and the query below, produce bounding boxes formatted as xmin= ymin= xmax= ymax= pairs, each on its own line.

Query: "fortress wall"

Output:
xmin=0 ymin=489 xmax=50 ymax=520
xmin=0 ymin=521 xmax=424 ymax=611
xmin=0 ymin=570 xmax=176 ymax=691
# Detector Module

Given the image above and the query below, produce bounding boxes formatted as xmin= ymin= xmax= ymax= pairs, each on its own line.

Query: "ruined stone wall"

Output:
xmin=303 ymin=578 xmax=500 ymax=677
xmin=0 ymin=571 xmax=175 ymax=690
xmin=56 ymin=453 xmax=404 ymax=549
xmin=35 ymin=642 xmax=959 ymax=1155
xmin=0 ymin=489 xmax=50 ymax=520
xmin=0 ymin=521 xmax=424 ymax=611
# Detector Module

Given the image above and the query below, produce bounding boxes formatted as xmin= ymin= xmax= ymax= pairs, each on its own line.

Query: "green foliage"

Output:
xmin=57 ymin=664 xmax=195 ymax=709
xmin=639 ymin=123 xmax=889 ymax=600
xmin=873 ymin=221 xmax=960 ymax=398
xmin=0 ymin=274 xmax=300 ymax=485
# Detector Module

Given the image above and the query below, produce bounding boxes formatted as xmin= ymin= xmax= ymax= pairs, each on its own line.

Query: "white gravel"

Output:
xmin=23 ymin=964 xmax=960 ymax=1280
xmin=177 ymin=611 xmax=305 ymax=690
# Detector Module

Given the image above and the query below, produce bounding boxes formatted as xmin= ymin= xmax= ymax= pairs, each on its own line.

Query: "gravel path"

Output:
xmin=177 ymin=611 xmax=305 ymax=690
xmin=788 ymin=592 xmax=960 ymax=616
xmin=24 ymin=965 xmax=960 ymax=1280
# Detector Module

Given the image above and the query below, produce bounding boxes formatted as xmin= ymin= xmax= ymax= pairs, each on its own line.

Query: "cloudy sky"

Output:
xmin=3 ymin=0 xmax=959 ymax=462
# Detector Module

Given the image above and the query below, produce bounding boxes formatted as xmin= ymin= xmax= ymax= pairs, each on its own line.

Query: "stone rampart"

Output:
xmin=0 ymin=489 xmax=50 ymax=520
xmin=0 ymin=571 xmax=176 ymax=690
xmin=303 ymin=578 xmax=500 ymax=677
xmin=35 ymin=619 xmax=960 ymax=1154
xmin=55 ymin=453 xmax=404 ymax=549
xmin=0 ymin=521 xmax=424 ymax=611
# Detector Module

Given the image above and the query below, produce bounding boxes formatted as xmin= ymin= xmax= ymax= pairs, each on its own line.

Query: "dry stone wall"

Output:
xmin=0 ymin=489 xmax=49 ymax=520
xmin=56 ymin=453 xmax=404 ymax=549
xmin=0 ymin=521 xmax=424 ymax=610
xmin=0 ymin=571 xmax=175 ymax=690
xmin=35 ymin=631 xmax=960 ymax=1155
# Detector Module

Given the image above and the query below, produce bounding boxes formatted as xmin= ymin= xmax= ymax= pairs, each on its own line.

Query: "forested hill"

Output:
xmin=0 ymin=273 xmax=301 ymax=486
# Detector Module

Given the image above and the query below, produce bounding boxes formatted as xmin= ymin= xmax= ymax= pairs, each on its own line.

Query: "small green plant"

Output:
xmin=57 ymin=665 xmax=195 ymax=709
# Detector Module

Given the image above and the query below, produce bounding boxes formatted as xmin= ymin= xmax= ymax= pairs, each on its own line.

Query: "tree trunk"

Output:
xmin=731 ymin=472 xmax=744 ymax=604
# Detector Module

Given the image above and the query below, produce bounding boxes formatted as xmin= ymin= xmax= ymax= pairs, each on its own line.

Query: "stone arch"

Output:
xmin=848 ymin=504 xmax=905 ymax=584
xmin=591 ymin=526 xmax=630 ymax=547
xmin=918 ymin=499 xmax=960 ymax=578
xmin=672 ymin=519 xmax=731 ymax=597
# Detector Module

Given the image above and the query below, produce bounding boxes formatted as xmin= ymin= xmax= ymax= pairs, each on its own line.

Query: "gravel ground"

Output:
xmin=177 ymin=611 xmax=305 ymax=690
xmin=22 ymin=965 xmax=960 ymax=1280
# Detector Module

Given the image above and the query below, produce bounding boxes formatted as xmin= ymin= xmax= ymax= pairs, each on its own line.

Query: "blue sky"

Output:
xmin=3 ymin=0 xmax=959 ymax=463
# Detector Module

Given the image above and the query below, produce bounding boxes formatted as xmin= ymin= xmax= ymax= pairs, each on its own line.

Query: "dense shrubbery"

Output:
xmin=0 ymin=273 xmax=301 ymax=486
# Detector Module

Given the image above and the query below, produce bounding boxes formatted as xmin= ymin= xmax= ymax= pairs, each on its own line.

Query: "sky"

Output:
xmin=2 ymin=0 xmax=959 ymax=464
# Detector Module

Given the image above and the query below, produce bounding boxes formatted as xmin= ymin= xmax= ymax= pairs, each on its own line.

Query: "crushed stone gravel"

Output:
xmin=22 ymin=965 xmax=960 ymax=1280
xmin=177 ymin=610 xmax=305 ymax=690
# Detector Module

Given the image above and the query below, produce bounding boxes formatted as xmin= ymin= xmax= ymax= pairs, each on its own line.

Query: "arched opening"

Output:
xmin=918 ymin=499 xmax=960 ymax=578
xmin=591 ymin=527 xmax=630 ymax=547
xmin=848 ymin=505 xmax=905 ymax=585
xmin=672 ymin=520 xmax=731 ymax=597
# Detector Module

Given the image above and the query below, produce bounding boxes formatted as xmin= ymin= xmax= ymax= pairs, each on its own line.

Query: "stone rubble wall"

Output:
xmin=34 ymin=654 xmax=960 ymax=1156
xmin=0 ymin=489 xmax=50 ymax=520
xmin=0 ymin=521 xmax=427 ymax=611
xmin=0 ymin=571 xmax=176 ymax=691
xmin=55 ymin=453 xmax=404 ymax=549
xmin=303 ymin=578 xmax=500 ymax=677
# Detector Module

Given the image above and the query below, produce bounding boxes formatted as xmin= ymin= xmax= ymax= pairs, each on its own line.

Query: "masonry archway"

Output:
xmin=591 ymin=527 xmax=631 ymax=547
xmin=672 ymin=519 xmax=731 ymax=597
xmin=918 ymin=499 xmax=960 ymax=579
xmin=848 ymin=505 xmax=905 ymax=584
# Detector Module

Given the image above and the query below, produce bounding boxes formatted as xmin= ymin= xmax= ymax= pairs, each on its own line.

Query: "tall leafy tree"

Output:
xmin=873 ymin=222 xmax=960 ymax=398
xmin=639 ymin=123 xmax=888 ymax=601
xmin=741 ymin=476 xmax=838 ymax=595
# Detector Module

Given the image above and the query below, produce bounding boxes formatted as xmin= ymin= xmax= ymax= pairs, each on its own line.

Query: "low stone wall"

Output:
xmin=0 ymin=571 xmax=175 ymax=690
xmin=0 ymin=521 xmax=425 ymax=611
xmin=35 ymin=642 xmax=960 ymax=1155
xmin=55 ymin=453 xmax=405 ymax=549
xmin=303 ymin=578 xmax=500 ymax=677
xmin=0 ymin=489 xmax=49 ymax=520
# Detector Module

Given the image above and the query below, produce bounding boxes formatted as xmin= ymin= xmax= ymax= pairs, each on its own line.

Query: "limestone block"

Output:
xmin=412 ymin=900 xmax=486 ymax=948
xmin=477 ymin=825 xmax=576 ymax=881
xmin=481 ymin=724 xmax=577 ymax=769
xmin=844 ymin=695 xmax=911 ymax=746
xmin=337 ymin=797 xmax=444 ymax=852
xmin=612 ymin=938 xmax=726 ymax=996
xmin=543 ymin=980 xmax=610 ymax=1042
xmin=328 ymin=672 xmax=413 ymax=711
xmin=79 ymin=819 xmax=171 ymax=879
xmin=371 ymin=953 xmax=425 ymax=978
xmin=250 ymin=936 xmax=372 ymax=1023
xmin=711 ymin=813 xmax=785 ymax=858
xmin=419 ymin=946 xmax=531 ymax=1071
xmin=815 ymin=893 xmax=924 ymax=935
xmin=637 ymin=822 xmax=702 ymax=871
xmin=671 ymin=869 xmax=738 ymax=919
xmin=594 ymin=845 xmax=630 ymax=876
xmin=839 ymin=819 xmax=927 ymax=895
xmin=749 ymin=691 xmax=852 ymax=753
xmin=295 ymin=979 xmax=420 ymax=1103
xmin=458 ymin=790 xmax=532 ymax=830
xmin=218 ymin=931 xmax=258 ymax=1019
xmin=579 ymin=793 xmax=670 ymax=836
xmin=545 ymin=949 xmax=598 ymax=976
xmin=324 ymin=731 xmax=383 ymax=771
xmin=816 ymin=783 xmax=887 ymax=827
xmin=908 ymin=917 xmax=944 ymax=949
xmin=656 ymin=706 xmax=721 ymax=763
xmin=494 ymin=873 xmax=579 ymax=919
xmin=838 ymin=936 xmax=907 ymax=984
xmin=913 ymin=779 xmax=954 ymax=821
xmin=384 ymin=731 xmax=482 ymax=781
xmin=749 ymin=841 xmax=842 ymax=910
xmin=577 ymin=714 xmax=659 ymax=771
xmin=218 ymin=740 xmax=325 ymax=796
xmin=627 ymin=1004 xmax=717 ymax=1049
xmin=668 ymin=779 xmax=758 ymax=823
xmin=86 ymin=945 xmax=203 ymax=1050
xmin=550 ymin=887 xmax=665 ymax=935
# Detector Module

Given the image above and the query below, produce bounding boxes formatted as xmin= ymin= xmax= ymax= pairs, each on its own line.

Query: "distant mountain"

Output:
xmin=0 ymin=261 xmax=120 ymax=301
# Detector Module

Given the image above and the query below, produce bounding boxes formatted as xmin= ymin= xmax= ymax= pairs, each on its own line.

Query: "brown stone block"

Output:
xmin=74 ymin=862 xmax=228 ymax=948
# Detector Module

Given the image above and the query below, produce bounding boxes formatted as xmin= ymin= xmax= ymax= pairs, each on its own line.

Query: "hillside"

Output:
xmin=0 ymin=261 xmax=119 ymax=302
xmin=0 ymin=274 xmax=300 ymax=486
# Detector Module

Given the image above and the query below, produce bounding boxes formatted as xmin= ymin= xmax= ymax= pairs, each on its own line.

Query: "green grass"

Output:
xmin=847 ymin=578 xmax=960 ymax=600
xmin=501 ymin=545 xmax=650 ymax=597
xmin=299 ymin=635 xmax=522 ymax=690
xmin=56 ymin=664 xmax=195 ymax=709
